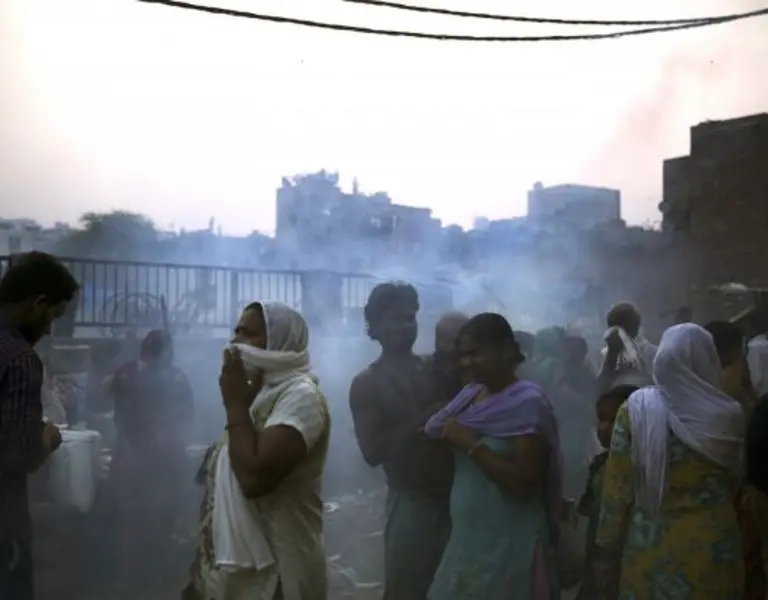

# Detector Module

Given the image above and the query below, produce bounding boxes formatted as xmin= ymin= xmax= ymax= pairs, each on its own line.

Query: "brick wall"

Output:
xmin=663 ymin=113 xmax=768 ymax=320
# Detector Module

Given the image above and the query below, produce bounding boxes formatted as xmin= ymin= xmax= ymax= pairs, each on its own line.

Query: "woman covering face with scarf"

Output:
xmin=184 ymin=302 xmax=331 ymax=600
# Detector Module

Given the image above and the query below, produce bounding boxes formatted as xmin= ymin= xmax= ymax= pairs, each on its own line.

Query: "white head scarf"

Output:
xmin=231 ymin=301 xmax=312 ymax=387
xmin=213 ymin=302 xmax=317 ymax=573
xmin=628 ymin=323 xmax=745 ymax=514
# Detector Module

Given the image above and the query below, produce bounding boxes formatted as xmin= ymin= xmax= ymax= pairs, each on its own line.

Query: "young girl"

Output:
xmin=575 ymin=381 xmax=640 ymax=600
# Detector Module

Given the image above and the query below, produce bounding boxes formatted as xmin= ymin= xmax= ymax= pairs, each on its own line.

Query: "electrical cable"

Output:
xmin=343 ymin=0 xmax=751 ymax=27
xmin=136 ymin=0 xmax=768 ymax=43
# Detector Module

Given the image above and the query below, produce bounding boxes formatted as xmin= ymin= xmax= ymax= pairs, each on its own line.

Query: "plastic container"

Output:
xmin=48 ymin=429 xmax=102 ymax=513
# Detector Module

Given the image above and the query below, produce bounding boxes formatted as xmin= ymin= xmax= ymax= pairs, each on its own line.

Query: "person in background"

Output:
xmin=532 ymin=326 xmax=567 ymax=394
xmin=184 ymin=302 xmax=330 ymax=600
xmin=706 ymin=320 xmax=756 ymax=409
xmin=425 ymin=313 xmax=561 ymax=600
xmin=0 ymin=251 xmax=79 ymax=600
xmin=558 ymin=335 xmax=595 ymax=386
xmin=41 ymin=364 xmax=67 ymax=425
xmin=349 ymin=283 xmax=452 ymax=600
xmin=593 ymin=323 xmax=745 ymax=600
xmin=598 ymin=302 xmax=656 ymax=392
xmin=576 ymin=380 xmax=639 ymax=600
xmin=551 ymin=334 xmax=597 ymax=498
xmin=33 ymin=338 xmax=67 ymax=425
xmin=107 ymin=329 xmax=193 ymax=589
xmin=426 ymin=311 xmax=469 ymax=401
xmin=514 ymin=330 xmax=538 ymax=381
xmin=747 ymin=322 xmax=768 ymax=399
xmin=706 ymin=320 xmax=766 ymax=600
xmin=747 ymin=393 xmax=768 ymax=600
xmin=674 ymin=306 xmax=693 ymax=325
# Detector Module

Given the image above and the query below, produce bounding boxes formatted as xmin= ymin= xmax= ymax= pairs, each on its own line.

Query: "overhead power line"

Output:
xmin=136 ymin=0 xmax=768 ymax=43
xmin=343 ymin=0 xmax=752 ymax=27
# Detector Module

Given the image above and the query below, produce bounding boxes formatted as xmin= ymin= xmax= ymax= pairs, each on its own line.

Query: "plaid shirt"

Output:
xmin=0 ymin=325 xmax=44 ymax=540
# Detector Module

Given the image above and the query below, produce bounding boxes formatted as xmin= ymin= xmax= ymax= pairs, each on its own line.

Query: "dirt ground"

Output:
xmin=32 ymin=464 xmax=388 ymax=600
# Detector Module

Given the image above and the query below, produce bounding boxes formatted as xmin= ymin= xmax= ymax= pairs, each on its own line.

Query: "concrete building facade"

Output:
xmin=527 ymin=182 xmax=621 ymax=228
xmin=275 ymin=171 xmax=441 ymax=269
xmin=661 ymin=113 xmax=768 ymax=319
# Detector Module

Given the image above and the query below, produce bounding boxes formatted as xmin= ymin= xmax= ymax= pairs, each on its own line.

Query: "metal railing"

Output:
xmin=0 ymin=255 xmax=453 ymax=337
xmin=0 ymin=256 xmax=380 ymax=336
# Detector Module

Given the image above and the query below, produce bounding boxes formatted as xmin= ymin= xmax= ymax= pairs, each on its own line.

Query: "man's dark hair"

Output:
xmin=564 ymin=334 xmax=588 ymax=355
xmin=607 ymin=302 xmax=640 ymax=329
xmin=363 ymin=282 xmax=419 ymax=337
xmin=0 ymin=252 xmax=79 ymax=305
xmin=460 ymin=312 xmax=518 ymax=351
xmin=704 ymin=320 xmax=745 ymax=367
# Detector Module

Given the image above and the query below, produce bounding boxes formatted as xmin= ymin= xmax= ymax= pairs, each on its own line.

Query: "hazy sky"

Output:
xmin=1 ymin=0 xmax=767 ymax=235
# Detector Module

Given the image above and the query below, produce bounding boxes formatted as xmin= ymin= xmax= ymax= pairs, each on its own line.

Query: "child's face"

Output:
xmin=596 ymin=398 xmax=621 ymax=449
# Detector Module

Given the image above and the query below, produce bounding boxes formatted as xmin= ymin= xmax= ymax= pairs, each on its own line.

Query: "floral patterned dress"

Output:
xmin=594 ymin=403 xmax=744 ymax=600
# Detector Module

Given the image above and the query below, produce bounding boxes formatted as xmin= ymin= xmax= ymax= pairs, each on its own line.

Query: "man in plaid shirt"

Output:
xmin=0 ymin=252 xmax=79 ymax=600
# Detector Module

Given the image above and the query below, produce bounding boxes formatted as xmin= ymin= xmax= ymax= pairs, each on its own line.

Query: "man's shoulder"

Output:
xmin=0 ymin=329 xmax=39 ymax=371
xmin=350 ymin=364 xmax=378 ymax=394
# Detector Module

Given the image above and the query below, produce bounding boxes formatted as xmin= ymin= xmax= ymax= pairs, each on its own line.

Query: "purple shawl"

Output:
xmin=424 ymin=380 xmax=563 ymax=544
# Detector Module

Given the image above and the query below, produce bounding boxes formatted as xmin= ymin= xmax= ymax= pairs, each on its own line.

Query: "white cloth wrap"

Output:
xmin=627 ymin=323 xmax=745 ymax=514
xmin=212 ymin=302 xmax=317 ymax=573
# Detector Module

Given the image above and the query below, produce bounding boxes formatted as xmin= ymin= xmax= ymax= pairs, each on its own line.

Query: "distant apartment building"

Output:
xmin=661 ymin=112 xmax=768 ymax=318
xmin=473 ymin=216 xmax=490 ymax=231
xmin=0 ymin=219 xmax=70 ymax=255
xmin=527 ymin=182 xmax=621 ymax=228
xmin=275 ymin=171 xmax=441 ymax=269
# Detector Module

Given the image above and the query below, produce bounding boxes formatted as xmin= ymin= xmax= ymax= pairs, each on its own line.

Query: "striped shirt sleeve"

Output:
xmin=0 ymin=352 xmax=45 ymax=473
xmin=265 ymin=383 xmax=328 ymax=452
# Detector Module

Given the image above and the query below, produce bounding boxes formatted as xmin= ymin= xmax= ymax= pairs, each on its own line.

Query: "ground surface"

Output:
xmin=33 ymin=457 xmax=388 ymax=600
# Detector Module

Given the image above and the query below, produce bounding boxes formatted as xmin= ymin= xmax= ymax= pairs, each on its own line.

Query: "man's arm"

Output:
xmin=349 ymin=371 xmax=444 ymax=467
xmin=0 ymin=354 xmax=47 ymax=474
xmin=597 ymin=347 xmax=620 ymax=390
xmin=349 ymin=373 xmax=389 ymax=467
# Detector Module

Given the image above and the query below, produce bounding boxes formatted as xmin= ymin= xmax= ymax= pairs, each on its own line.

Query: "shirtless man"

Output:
xmin=349 ymin=283 xmax=452 ymax=600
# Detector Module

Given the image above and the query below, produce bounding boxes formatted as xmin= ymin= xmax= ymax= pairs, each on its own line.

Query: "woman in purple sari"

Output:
xmin=425 ymin=313 xmax=562 ymax=600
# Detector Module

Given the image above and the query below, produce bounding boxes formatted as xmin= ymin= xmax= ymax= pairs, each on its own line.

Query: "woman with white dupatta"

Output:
xmin=592 ymin=323 xmax=746 ymax=600
xmin=183 ymin=302 xmax=331 ymax=600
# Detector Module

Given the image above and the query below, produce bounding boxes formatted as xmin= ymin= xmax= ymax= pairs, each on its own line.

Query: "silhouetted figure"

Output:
xmin=0 ymin=252 xmax=79 ymax=600
xmin=349 ymin=283 xmax=452 ymax=600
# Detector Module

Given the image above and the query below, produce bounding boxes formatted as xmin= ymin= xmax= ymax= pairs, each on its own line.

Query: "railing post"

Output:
xmin=229 ymin=271 xmax=240 ymax=326
xmin=301 ymin=270 xmax=343 ymax=334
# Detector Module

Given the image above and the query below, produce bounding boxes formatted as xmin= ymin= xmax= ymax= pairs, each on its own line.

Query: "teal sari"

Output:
xmin=428 ymin=437 xmax=559 ymax=600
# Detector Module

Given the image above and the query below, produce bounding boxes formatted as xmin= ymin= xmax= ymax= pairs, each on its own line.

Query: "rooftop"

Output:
xmin=531 ymin=182 xmax=619 ymax=194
